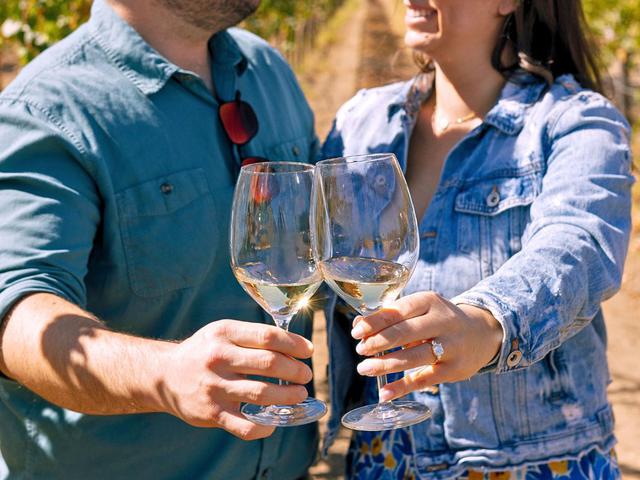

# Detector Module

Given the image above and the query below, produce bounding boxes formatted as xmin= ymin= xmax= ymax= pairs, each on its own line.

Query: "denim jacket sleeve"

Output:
xmin=453 ymin=92 xmax=634 ymax=374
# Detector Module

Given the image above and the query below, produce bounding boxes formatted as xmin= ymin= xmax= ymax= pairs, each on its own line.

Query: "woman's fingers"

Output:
xmin=378 ymin=364 xmax=450 ymax=402
xmin=351 ymin=292 xmax=437 ymax=339
xmin=355 ymin=315 xmax=440 ymax=356
xmin=356 ymin=341 xmax=438 ymax=376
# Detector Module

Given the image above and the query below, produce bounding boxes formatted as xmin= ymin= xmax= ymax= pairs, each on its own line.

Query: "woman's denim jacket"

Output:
xmin=320 ymin=72 xmax=634 ymax=478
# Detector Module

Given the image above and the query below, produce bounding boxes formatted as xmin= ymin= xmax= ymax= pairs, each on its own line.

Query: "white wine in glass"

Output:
xmin=230 ymin=162 xmax=326 ymax=427
xmin=313 ymin=153 xmax=432 ymax=431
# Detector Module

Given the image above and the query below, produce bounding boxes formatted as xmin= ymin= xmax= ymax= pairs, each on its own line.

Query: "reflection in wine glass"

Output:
xmin=230 ymin=162 xmax=327 ymax=426
xmin=313 ymin=153 xmax=431 ymax=431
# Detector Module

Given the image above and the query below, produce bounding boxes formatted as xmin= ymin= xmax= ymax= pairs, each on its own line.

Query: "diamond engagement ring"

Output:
xmin=430 ymin=340 xmax=445 ymax=364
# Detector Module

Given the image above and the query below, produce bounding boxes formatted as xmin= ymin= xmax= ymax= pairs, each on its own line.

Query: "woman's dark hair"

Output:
xmin=492 ymin=0 xmax=603 ymax=92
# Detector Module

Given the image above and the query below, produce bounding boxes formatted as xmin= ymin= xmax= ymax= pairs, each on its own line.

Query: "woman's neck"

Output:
xmin=432 ymin=56 xmax=507 ymax=122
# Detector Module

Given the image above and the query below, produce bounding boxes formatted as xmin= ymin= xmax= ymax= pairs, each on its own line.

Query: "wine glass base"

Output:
xmin=341 ymin=400 xmax=431 ymax=431
xmin=241 ymin=397 xmax=327 ymax=427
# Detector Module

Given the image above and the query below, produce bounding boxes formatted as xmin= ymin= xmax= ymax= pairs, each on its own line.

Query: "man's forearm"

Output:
xmin=0 ymin=293 xmax=172 ymax=415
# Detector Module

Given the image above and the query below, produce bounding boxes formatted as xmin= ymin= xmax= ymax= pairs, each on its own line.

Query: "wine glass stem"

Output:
xmin=272 ymin=313 xmax=294 ymax=387
xmin=374 ymin=352 xmax=392 ymax=408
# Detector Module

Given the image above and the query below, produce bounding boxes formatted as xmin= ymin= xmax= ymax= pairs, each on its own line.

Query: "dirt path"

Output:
xmin=303 ymin=1 xmax=640 ymax=478
xmin=603 ymin=214 xmax=640 ymax=480
xmin=304 ymin=0 xmax=412 ymax=476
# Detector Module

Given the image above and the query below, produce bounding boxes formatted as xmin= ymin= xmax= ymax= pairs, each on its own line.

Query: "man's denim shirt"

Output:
xmin=0 ymin=0 xmax=318 ymax=478
xmin=322 ymin=73 xmax=634 ymax=478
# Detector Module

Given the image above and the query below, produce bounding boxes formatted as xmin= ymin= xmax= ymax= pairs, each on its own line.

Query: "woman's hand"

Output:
xmin=351 ymin=292 xmax=503 ymax=402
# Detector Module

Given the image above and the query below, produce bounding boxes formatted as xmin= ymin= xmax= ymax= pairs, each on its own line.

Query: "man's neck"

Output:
xmin=107 ymin=0 xmax=215 ymax=91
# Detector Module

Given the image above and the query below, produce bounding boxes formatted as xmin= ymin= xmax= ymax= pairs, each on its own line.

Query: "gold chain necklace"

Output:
xmin=432 ymin=109 xmax=478 ymax=133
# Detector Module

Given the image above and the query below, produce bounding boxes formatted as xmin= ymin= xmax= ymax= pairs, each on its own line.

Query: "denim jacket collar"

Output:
xmin=389 ymin=71 xmax=548 ymax=136
xmin=88 ymin=0 xmax=246 ymax=96
xmin=484 ymin=72 xmax=548 ymax=135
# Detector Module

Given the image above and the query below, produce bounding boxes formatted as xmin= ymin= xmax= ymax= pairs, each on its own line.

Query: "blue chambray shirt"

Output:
xmin=0 ymin=1 xmax=318 ymax=478
xmin=322 ymin=72 xmax=634 ymax=477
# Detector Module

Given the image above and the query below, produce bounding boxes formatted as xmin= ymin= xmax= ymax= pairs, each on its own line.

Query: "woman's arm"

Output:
xmin=347 ymin=93 xmax=634 ymax=399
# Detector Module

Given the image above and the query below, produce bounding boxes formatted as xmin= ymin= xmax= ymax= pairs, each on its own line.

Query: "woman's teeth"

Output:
xmin=408 ymin=8 xmax=436 ymax=19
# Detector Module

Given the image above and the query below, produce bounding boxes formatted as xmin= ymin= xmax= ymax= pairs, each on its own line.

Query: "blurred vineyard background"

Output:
xmin=2 ymin=1 xmax=640 ymax=125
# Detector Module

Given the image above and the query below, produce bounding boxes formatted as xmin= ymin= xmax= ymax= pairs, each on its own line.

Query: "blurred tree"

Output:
xmin=583 ymin=0 xmax=640 ymax=121
xmin=583 ymin=0 xmax=640 ymax=59
xmin=1 ymin=0 xmax=92 ymax=62
xmin=1 ymin=0 xmax=344 ymax=65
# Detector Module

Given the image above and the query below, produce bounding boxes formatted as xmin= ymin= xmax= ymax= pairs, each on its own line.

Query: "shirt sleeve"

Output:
xmin=452 ymin=92 xmax=634 ymax=374
xmin=0 ymin=98 xmax=101 ymax=323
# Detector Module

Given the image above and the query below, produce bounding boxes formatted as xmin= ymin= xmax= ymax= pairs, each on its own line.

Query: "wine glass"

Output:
xmin=312 ymin=153 xmax=431 ymax=431
xmin=230 ymin=162 xmax=327 ymax=426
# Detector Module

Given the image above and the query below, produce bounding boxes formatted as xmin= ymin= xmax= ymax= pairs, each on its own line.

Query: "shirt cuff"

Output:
xmin=0 ymin=280 xmax=78 ymax=323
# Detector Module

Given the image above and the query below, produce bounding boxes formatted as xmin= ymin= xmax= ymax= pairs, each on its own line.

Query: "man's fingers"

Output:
xmin=224 ymin=347 xmax=313 ymax=385
xmin=223 ymin=379 xmax=308 ymax=406
xmin=356 ymin=342 xmax=437 ymax=376
xmin=378 ymin=364 xmax=449 ymax=402
xmin=217 ymin=410 xmax=276 ymax=441
xmin=216 ymin=320 xmax=313 ymax=358
xmin=351 ymin=292 xmax=437 ymax=340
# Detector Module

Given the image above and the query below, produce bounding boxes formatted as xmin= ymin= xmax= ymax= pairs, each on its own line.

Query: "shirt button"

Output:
xmin=291 ymin=145 xmax=300 ymax=157
xmin=486 ymin=187 xmax=500 ymax=207
xmin=506 ymin=350 xmax=523 ymax=368
xmin=160 ymin=182 xmax=173 ymax=194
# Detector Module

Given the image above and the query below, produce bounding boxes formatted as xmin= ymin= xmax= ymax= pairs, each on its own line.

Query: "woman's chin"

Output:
xmin=404 ymin=30 xmax=439 ymax=53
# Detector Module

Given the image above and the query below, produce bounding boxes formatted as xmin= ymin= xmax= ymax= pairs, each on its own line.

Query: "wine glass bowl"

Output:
xmin=230 ymin=162 xmax=327 ymax=426
xmin=313 ymin=153 xmax=431 ymax=431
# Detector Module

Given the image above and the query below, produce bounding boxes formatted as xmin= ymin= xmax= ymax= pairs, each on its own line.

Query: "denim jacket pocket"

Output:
xmin=455 ymin=175 xmax=537 ymax=270
xmin=116 ymin=168 xmax=218 ymax=297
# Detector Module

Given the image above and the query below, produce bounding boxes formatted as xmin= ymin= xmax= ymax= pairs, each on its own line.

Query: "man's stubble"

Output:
xmin=154 ymin=0 xmax=261 ymax=32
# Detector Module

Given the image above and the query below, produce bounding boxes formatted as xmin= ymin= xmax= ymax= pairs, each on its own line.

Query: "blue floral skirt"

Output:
xmin=346 ymin=427 xmax=620 ymax=479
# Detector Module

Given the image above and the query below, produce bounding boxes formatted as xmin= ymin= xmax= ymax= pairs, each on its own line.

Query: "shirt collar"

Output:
xmin=88 ymin=0 xmax=247 ymax=96
xmin=483 ymin=71 xmax=548 ymax=135
xmin=388 ymin=73 xmax=433 ymax=120
xmin=390 ymin=70 xmax=548 ymax=135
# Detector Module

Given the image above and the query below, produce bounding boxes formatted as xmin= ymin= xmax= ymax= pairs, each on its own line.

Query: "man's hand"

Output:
xmin=160 ymin=320 xmax=314 ymax=440
xmin=0 ymin=294 xmax=315 ymax=442
xmin=350 ymin=292 xmax=503 ymax=401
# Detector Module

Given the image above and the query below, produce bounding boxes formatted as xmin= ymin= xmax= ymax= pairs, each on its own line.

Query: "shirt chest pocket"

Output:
xmin=454 ymin=175 xmax=538 ymax=273
xmin=116 ymin=168 xmax=218 ymax=297
xmin=265 ymin=135 xmax=312 ymax=163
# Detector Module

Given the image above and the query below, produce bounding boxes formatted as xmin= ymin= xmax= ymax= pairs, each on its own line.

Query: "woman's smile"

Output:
xmin=404 ymin=4 xmax=438 ymax=32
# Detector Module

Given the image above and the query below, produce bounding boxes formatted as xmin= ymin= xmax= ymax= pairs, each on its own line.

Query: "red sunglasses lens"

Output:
xmin=249 ymin=164 xmax=280 ymax=204
xmin=219 ymin=101 xmax=258 ymax=145
xmin=240 ymin=156 xmax=268 ymax=167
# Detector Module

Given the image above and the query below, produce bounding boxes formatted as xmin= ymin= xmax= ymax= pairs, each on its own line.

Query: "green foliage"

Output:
xmin=1 ymin=0 xmax=344 ymax=64
xmin=243 ymin=0 xmax=344 ymax=56
xmin=1 ymin=0 xmax=92 ymax=62
xmin=583 ymin=0 xmax=640 ymax=60
xmin=2 ymin=0 xmax=637 ymax=70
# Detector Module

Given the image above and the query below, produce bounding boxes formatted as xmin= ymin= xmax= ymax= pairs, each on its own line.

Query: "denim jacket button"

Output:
xmin=486 ymin=188 xmax=500 ymax=207
xmin=506 ymin=350 xmax=523 ymax=367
